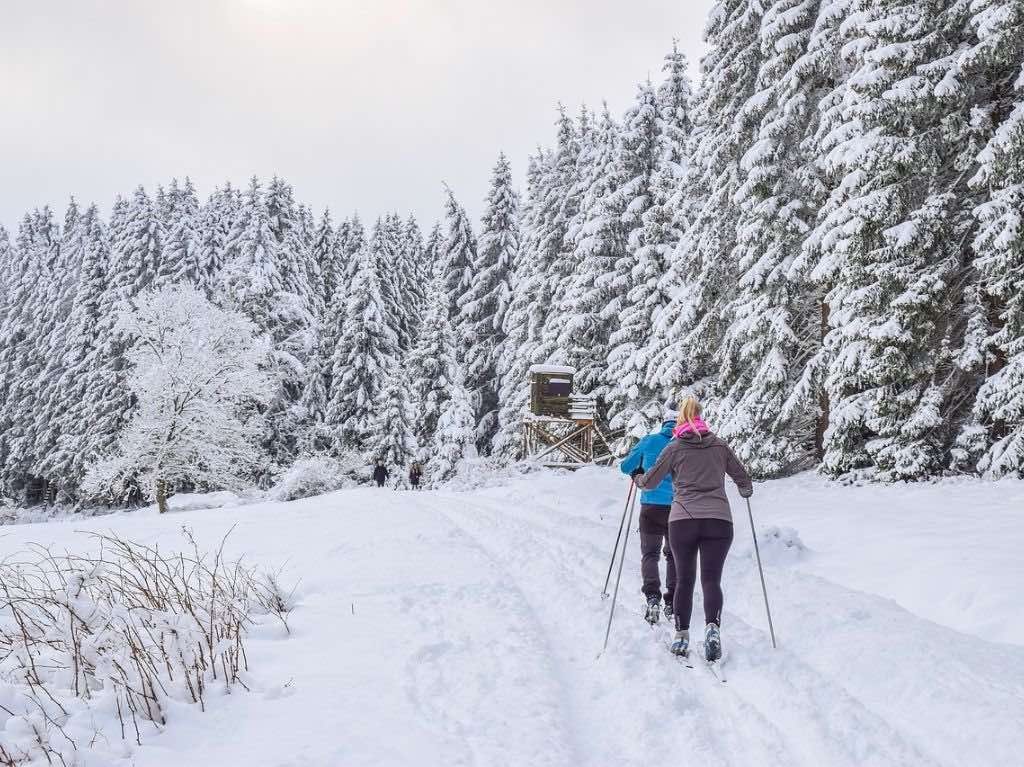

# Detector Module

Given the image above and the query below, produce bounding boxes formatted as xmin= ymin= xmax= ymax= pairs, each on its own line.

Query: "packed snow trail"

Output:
xmin=0 ymin=468 xmax=1021 ymax=766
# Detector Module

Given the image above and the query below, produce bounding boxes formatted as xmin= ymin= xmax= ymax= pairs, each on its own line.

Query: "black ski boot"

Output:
xmin=663 ymin=597 xmax=674 ymax=622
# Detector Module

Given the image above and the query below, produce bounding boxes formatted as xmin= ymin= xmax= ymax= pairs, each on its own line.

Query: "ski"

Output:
xmin=664 ymin=640 xmax=695 ymax=668
xmin=704 ymin=660 xmax=727 ymax=684
xmin=697 ymin=643 xmax=727 ymax=683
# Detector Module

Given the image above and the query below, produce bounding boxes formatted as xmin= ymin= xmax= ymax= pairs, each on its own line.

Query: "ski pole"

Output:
xmin=601 ymin=482 xmax=635 ymax=598
xmin=601 ymin=481 xmax=639 ymax=654
xmin=746 ymin=497 xmax=777 ymax=649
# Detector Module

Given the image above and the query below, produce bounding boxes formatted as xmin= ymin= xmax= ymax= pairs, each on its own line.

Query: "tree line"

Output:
xmin=495 ymin=0 xmax=1023 ymax=481
xmin=1 ymin=0 xmax=1021 ymax=507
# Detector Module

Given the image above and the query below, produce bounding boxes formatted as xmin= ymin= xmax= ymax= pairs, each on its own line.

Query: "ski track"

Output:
xmin=396 ymin=517 xmax=582 ymax=767
xmin=430 ymin=487 xmax=1021 ymax=767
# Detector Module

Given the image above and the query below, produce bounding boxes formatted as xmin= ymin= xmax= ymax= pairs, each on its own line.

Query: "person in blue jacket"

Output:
xmin=619 ymin=400 xmax=678 ymax=624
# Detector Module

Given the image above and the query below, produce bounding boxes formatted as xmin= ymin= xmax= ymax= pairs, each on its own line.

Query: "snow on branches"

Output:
xmin=82 ymin=285 xmax=273 ymax=511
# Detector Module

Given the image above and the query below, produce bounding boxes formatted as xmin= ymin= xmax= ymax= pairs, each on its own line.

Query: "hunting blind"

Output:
xmin=522 ymin=365 xmax=614 ymax=468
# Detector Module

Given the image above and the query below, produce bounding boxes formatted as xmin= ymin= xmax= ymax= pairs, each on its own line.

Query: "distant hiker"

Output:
xmin=619 ymin=400 xmax=678 ymax=625
xmin=409 ymin=462 xmax=423 ymax=489
xmin=635 ymin=395 xmax=753 ymax=663
xmin=372 ymin=461 xmax=388 ymax=488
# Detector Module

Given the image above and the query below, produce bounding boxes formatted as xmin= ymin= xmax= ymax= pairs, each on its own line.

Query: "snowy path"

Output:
xmin=0 ymin=469 xmax=1021 ymax=766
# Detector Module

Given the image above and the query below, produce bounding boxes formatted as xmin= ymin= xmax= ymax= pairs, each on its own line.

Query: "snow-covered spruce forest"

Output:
xmin=1 ymin=1 xmax=1023 ymax=508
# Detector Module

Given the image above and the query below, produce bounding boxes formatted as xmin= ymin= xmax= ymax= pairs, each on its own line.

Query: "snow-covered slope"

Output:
xmin=0 ymin=468 xmax=1021 ymax=766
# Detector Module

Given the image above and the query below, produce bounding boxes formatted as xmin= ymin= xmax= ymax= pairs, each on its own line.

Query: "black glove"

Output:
xmin=739 ymin=486 xmax=753 ymax=498
xmin=630 ymin=467 xmax=644 ymax=478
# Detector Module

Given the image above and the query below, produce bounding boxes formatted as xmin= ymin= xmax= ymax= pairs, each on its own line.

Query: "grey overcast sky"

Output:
xmin=1 ymin=0 xmax=714 ymax=231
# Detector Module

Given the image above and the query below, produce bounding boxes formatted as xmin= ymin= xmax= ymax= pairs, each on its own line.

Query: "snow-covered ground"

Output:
xmin=0 ymin=468 xmax=1021 ymax=766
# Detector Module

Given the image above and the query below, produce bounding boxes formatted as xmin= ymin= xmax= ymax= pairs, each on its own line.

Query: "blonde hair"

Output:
xmin=678 ymin=396 xmax=702 ymax=434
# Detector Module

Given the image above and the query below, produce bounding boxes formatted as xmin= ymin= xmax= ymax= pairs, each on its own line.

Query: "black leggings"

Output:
xmin=669 ymin=518 xmax=734 ymax=631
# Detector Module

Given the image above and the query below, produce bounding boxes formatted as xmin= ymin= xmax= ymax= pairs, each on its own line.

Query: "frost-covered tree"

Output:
xmin=372 ymin=214 xmax=410 ymax=351
xmin=556 ymin=105 xmax=623 ymax=398
xmin=536 ymin=104 xmax=593 ymax=364
xmin=605 ymin=81 xmax=669 ymax=437
xmin=58 ymin=209 xmax=117 ymax=490
xmin=421 ymin=220 xmax=444 ymax=287
xmin=428 ymin=366 xmax=477 ymax=487
xmin=399 ymin=215 xmax=428 ymax=340
xmin=646 ymin=0 xmax=767 ymax=397
xmin=369 ymin=361 xmax=417 ymax=473
xmin=219 ymin=177 xmax=313 ymax=471
xmin=111 ymin=186 xmax=165 ymax=303
xmin=82 ymin=285 xmax=272 ymax=512
xmin=800 ymin=0 xmax=982 ymax=479
xmin=530 ymin=106 xmax=585 ymax=366
xmin=196 ymin=183 xmax=239 ymax=295
xmin=325 ymin=242 xmax=397 ymax=451
xmin=493 ymin=151 xmax=548 ymax=459
xmin=29 ymin=201 xmax=88 ymax=489
xmin=953 ymin=0 xmax=1024 ymax=476
xmin=462 ymin=153 xmax=520 ymax=452
xmin=439 ymin=188 xmax=478 ymax=331
xmin=0 ymin=209 xmax=64 ymax=493
xmin=714 ymin=0 xmax=839 ymax=477
xmin=408 ymin=273 xmax=458 ymax=459
xmin=312 ymin=209 xmax=341 ymax=309
xmin=156 ymin=178 xmax=201 ymax=288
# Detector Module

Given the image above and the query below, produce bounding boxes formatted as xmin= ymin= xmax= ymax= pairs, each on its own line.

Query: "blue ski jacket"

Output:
xmin=619 ymin=421 xmax=676 ymax=506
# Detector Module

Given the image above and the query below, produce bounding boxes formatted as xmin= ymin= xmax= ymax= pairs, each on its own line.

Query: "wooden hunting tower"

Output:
xmin=530 ymin=365 xmax=574 ymax=417
xmin=522 ymin=365 xmax=614 ymax=468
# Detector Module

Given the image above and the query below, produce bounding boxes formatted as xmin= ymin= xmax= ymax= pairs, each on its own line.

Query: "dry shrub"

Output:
xmin=0 ymin=528 xmax=292 ymax=765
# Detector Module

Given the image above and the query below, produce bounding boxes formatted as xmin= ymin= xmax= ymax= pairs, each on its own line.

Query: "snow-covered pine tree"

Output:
xmin=0 ymin=225 xmax=13 ymax=476
xmin=493 ymin=112 xmax=584 ymax=459
xmin=801 ymin=0 xmax=981 ymax=479
xmin=265 ymin=176 xmax=318 ymax=378
xmin=713 ymin=0 xmax=839 ymax=477
xmin=407 ymin=272 xmax=458 ymax=459
xmin=368 ymin=359 xmax=417 ymax=476
xmin=604 ymin=81 xmax=670 ymax=438
xmin=953 ymin=0 xmax=1024 ymax=476
xmin=341 ymin=214 xmax=366 ymax=283
xmin=536 ymin=105 xmax=593 ymax=368
xmin=461 ymin=153 xmax=520 ymax=453
xmin=298 ymin=203 xmax=324 ymax=321
xmin=439 ymin=187 xmax=478 ymax=333
xmin=40 ymin=206 xmax=112 ymax=494
xmin=156 ymin=177 xmax=201 ymax=288
xmin=112 ymin=186 xmax=165 ymax=304
xmin=218 ymin=177 xmax=314 ymax=472
xmin=428 ymin=365 xmax=477 ymax=487
xmin=372 ymin=214 xmax=409 ymax=351
xmin=325 ymin=242 xmax=397 ymax=452
xmin=298 ymin=209 xmax=341 ymax=452
xmin=196 ymin=183 xmax=239 ymax=295
xmin=82 ymin=285 xmax=272 ymax=512
xmin=555 ymin=105 xmax=623 ymax=399
xmin=421 ymin=220 xmax=444 ymax=287
xmin=530 ymin=106 xmax=584 ymax=366
xmin=29 ymin=201 xmax=93 ymax=494
xmin=492 ymin=150 xmax=549 ymax=459
xmin=645 ymin=0 xmax=767 ymax=401
xmin=399 ymin=215 xmax=428 ymax=342
xmin=312 ymin=208 xmax=340 ymax=309
xmin=635 ymin=42 xmax=695 ymax=387
xmin=2 ymin=209 xmax=63 ymax=496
